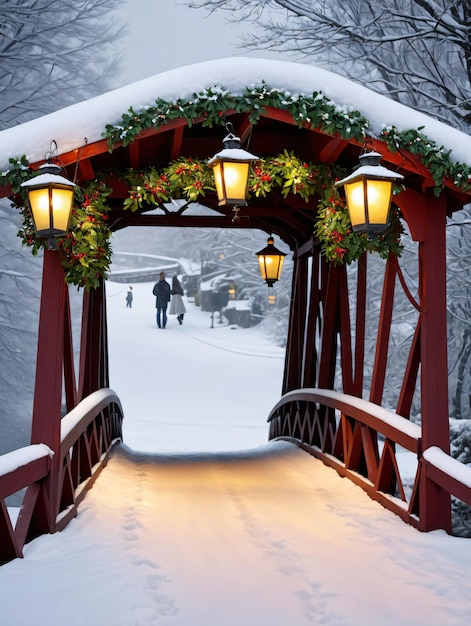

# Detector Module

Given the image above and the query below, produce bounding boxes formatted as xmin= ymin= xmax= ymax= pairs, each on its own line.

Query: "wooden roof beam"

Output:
xmin=318 ymin=137 xmax=349 ymax=164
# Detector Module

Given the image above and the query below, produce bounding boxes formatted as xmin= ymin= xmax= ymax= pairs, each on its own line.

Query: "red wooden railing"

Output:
xmin=268 ymin=388 xmax=471 ymax=531
xmin=0 ymin=388 xmax=123 ymax=565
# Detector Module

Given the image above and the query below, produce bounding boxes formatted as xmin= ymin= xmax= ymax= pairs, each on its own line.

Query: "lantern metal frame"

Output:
xmin=208 ymin=122 xmax=259 ymax=210
xmin=335 ymin=151 xmax=404 ymax=235
xmin=21 ymin=161 xmax=76 ymax=250
xmin=256 ymin=235 xmax=287 ymax=287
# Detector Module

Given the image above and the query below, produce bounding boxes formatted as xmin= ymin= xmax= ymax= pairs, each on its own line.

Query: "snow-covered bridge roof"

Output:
xmin=0 ymin=56 xmax=470 ymax=171
xmin=0 ymin=57 xmax=469 ymax=251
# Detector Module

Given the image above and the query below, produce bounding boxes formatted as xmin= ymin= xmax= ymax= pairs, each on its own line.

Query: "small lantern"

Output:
xmin=208 ymin=123 xmax=259 ymax=207
xmin=228 ymin=286 xmax=236 ymax=300
xmin=21 ymin=162 xmax=76 ymax=249
xmin=335 ymin=152 xmax=403 ymax=234
xmin=267 ymin=292 xmax=276 ymax=305
xmin=256 ymin=236 xmax=286 ymax=287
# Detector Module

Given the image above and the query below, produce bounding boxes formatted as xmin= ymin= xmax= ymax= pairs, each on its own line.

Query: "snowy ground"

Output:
xmin=106 ymin=281 xmax=286 ymax=453
xmin=1 ymin=281 xmax=471 ymax=626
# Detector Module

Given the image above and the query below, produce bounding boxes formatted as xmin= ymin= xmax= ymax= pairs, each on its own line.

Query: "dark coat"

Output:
xmin=153 ymin=279 xmax=171 ymax=308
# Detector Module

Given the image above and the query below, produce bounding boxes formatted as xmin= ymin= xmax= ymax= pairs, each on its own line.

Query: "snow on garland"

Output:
xmin=1 ymin=83 xmax=470 ymax=289
xmin=103 ymin=83 xmax=471 ymax=195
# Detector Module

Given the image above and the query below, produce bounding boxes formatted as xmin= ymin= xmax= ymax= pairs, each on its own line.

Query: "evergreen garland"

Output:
xmin=2 ymin=82 xmax=471 ymax=287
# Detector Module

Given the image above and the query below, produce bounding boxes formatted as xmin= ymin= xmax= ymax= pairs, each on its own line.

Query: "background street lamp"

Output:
xmin=256 ymin=236 xmax=286 ymax=287
xmin=335 ymin=151 xmax=403 ymax=234
xmin=21 ymin=162 xmax=76 ymax=249
xmin=208 ymin=122 xmax=259 ymax=215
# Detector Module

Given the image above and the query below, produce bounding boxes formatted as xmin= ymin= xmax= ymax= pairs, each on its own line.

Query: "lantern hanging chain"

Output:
xmin=44 ymin=139 xmax=59 ymax=165
xmin=42 ymin=138 xmax=89 ymax=184
xmin=72 ymin=138 xmax=88 ymax=184
xmin=243 ymin=124 xmax=254 ymax=151
xmin=225 ymin=121 xmax=236 ymax=139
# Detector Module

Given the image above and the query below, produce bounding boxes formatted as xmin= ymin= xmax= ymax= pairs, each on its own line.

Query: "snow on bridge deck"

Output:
xmin=1 ymin=442 xmax=471 ymax=625
xmin=1 ymin=282 xmax=471 ymax=625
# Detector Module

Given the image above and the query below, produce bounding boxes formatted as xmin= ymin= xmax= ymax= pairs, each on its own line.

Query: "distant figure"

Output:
xmin=126 ymin=286 xmax=133 ymax=308
xmin=152 ymin=272 xmax=171 ymax=328
xmin=169 ymin=275 xmax=186 ymax=325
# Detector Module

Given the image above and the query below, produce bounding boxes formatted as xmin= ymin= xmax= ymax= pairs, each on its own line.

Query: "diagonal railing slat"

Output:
xmin=268 ymin=388 xmax=471 ymax=531
xmin=0 ymin=388 xmax=123 ymax=565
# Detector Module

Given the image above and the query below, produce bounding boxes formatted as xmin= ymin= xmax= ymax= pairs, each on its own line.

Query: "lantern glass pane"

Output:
xmin=28 ymin=188 xmax=51 ymax=232
xmin=212 ymin=162 xmax=225 ymax=204
xmin=259 ymin=254 xmax=284 ymax=282
xmin=344 ymin=180 xmax=366 ymax=228
xmin=50 ymin=187 xmax=74 ymax=232
xmin=366 ymin=179 xmax=392 ymax=224
xmin=222 ymin=161 xmax=249 ymax=204
xmin=258 ymin=256 xmax=268 ymax=281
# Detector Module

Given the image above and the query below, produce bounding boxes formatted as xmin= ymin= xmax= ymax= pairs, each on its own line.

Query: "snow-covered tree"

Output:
xmin=189 ymin=0 xmax=471 ymax=424
xmin=0 ymin=0 xmax=124 ymax=129
xmin=188 ymin=0 xmax=471 ymax=131
xmin=0 ymin=0 xmax=124 ymax=456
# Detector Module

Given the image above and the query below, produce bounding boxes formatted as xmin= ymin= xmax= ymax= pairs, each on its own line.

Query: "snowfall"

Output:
xmin=0 ymin=281 xmax=469 ymax=626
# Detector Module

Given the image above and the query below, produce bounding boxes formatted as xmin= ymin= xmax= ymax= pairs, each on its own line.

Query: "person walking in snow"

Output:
xmin=152 ymin=272 xmax=171 ymax=328
xmin=126 ymin=286 xmax=133 ymax=308
xmin=169 ymin=275 xmax=186 ymax=325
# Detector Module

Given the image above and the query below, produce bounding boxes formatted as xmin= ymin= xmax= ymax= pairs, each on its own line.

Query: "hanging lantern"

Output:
xmin=208 ymin=122 xmax=259 ymax=207
xmin=256 ymin=236 xmax=286 ymax=287
xmin=21 ymin=162 xmax=76 ymax=249
xmin=267 ymin=292 xmax=276 ymax=305
xmin=335 ymin=152 xmax=403 ymax=234
xmin=228 ymin=285 xmax=236 ymax=300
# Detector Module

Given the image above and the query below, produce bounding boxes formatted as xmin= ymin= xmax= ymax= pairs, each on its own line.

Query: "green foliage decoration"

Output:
xmin=104 ymin=84 xmax=471 ymax=194
xmin=1 ymin=151 xmax=404 ymax=286
xmin=123 ymin=151 xmax=403 ymax=266
xmin=8 ymin=76 xmax=471 ymax=286
xmin=378 ymin=125 xmax=471 ymax=195
xmin=0 ymin=157 xmax=112 ymax=290
xmin=103 ymin=82 xmax=369 ymax=148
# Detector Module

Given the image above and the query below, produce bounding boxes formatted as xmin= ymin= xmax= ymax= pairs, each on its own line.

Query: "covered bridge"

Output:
xmin=1 ymin=57 xmax=471 ymax=563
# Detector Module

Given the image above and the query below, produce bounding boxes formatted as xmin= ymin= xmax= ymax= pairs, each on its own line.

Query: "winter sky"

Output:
xmin=122 ymin=0 xmax=291 ymax=83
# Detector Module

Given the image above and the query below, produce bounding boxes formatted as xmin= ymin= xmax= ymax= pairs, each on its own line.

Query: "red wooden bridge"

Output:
xmin=1 ymin=58 xmax=471 ymax=565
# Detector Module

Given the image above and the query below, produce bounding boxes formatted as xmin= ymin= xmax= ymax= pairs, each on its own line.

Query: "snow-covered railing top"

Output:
xmin=0 ymin=444 xmax=52 ymax=480
xmin=60 ymin=388 xmax=123 ymax=452
xmin=267 ymin=387 xmax=421 ymax=451
xmin=0 ymin=57 xmax=470 ymax=172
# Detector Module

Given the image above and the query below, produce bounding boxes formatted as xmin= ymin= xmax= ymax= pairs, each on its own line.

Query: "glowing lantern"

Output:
xmin=335 ymin=152 xmax=403 ymax=234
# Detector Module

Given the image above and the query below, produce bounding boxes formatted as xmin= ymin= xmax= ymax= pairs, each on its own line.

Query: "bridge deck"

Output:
xmin=1 ymin=443 xmax=471 ymax=625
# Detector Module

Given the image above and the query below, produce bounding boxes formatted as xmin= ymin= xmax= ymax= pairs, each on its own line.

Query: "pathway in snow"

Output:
xmin=1 ymin=281 xmax=471 ymax=625
xmin=106 ymin=281 xmax=286 ymax=453
xmin=2 ymin=443 xmax=471 ymax=625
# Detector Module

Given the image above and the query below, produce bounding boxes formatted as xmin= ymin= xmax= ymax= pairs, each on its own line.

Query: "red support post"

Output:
xmin=370 ymin=254 xmax=397 ymax=405
xmin=283 ymin=255 xmax=308 ymax=393
xmin=302 ymin=250 xmax=320 ymax=388
xmin=78 ymin=279 xmax=109 ymax=400
xmin=353 ymin=253 xmax=367 ymax=396
xmin=418 ymin=193 xmax=451 ymax=532
xmin=30 ymin=250 xmax=68 ymax=532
